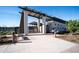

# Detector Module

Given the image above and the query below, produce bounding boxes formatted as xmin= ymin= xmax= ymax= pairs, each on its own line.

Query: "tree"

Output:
xmin=66 ymin=20 xmax=79 ymax=34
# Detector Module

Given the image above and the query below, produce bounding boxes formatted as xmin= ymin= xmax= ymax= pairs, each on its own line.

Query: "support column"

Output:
xmin=24 ymin=11 xmax=29 ymax=35
xmin=37 ymin=19 xmax=40 ymax=33
xmin=42 ymin=17 xmax=46 ymax=34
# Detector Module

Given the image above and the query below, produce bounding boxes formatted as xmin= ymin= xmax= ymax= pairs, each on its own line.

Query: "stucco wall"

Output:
xmin=47 ymin=21 xmax=67 ymax=32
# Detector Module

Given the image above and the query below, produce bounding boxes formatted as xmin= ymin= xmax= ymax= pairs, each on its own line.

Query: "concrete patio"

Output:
xmin=0 ymin=34 xmax=79 ymax=53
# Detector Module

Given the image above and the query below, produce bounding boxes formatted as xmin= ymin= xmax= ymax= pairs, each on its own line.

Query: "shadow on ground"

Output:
xmin=18 ymin=36 xmax=32 ymax=43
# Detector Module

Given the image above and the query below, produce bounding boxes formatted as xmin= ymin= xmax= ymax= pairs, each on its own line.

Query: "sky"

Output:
xmin=0 ymin=6 xmax=79 ymax=27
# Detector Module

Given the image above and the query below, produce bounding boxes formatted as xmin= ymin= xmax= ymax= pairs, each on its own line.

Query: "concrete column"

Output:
xmin=24 ymin=11 xmax=29 ymax=35
xmin=42 ymin=17 xmax=46 ymax=34
xmin=37 ymin=19 xmax=40 ymax=33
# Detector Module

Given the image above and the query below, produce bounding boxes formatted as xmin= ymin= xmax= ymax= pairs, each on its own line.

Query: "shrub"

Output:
xmin=66 ymin=20 xmax=79 ymax=34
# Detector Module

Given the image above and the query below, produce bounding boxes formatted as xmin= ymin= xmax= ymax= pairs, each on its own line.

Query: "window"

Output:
xmin=58 ymin=24 xmax=59 ymax=26
xmin=55 ymin=23 xmax=56 ymax=26
xmin=52 ymin=28 xmax=54 ymax=30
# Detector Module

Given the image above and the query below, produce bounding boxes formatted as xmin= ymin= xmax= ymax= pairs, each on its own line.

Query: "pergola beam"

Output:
xmin=19 ymin=6 xmax=66 ymax=23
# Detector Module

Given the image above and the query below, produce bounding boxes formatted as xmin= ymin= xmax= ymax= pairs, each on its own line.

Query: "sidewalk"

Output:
xmin=0 ymin=34 xmax=78 ymax=53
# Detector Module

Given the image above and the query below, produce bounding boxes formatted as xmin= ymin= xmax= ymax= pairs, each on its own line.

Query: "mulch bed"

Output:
xmin=0 ymin=36 xmax=13 ymax=45
xmin=56 ymin=35 xmax=79 ymax=43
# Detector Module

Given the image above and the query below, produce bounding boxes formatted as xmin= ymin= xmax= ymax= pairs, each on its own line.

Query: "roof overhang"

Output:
xmin=19 ymin=6 xmax=66 ymax=23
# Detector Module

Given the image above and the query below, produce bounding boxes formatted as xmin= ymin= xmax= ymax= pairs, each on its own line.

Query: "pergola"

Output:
xmin=19 ymin=6 xmax=66 ymax=35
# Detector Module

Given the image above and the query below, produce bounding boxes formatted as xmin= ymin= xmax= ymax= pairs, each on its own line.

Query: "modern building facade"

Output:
xmin=47 ymin=17 xmax=67 ymax=33
xmin=29 ymin=17 xmax=67 ymax=33
xmin=19 ymin=7 xmax=67 ymax=35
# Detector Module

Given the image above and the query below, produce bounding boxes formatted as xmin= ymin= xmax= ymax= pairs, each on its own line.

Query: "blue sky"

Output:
xmin=0 ymin=6 xmax=79 ymax=27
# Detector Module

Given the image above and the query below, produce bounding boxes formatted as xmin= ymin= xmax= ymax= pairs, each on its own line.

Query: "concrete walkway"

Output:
xmin=0 ymin=34 xmax=78 ymax=53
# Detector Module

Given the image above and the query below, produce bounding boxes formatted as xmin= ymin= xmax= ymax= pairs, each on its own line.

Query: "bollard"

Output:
xmin=12 ymin=32 xmax=17 ymax=43
xmin=54 ymin=32 xmax=56 ymax=37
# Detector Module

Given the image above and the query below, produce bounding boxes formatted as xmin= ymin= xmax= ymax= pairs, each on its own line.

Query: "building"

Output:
xmin=47 ymin=17 xmax=67 ymax=33
xmin=19 ymin=7 xmax=67 ymax=35
xmin=29 ymin=17 xmax=67 ymax=33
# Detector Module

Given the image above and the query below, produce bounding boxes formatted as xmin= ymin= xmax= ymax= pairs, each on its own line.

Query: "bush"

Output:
xmin=0 ymin=31 xmax=12 ymax=35
xmin=66 ymin=20 xmax=79 ymax=34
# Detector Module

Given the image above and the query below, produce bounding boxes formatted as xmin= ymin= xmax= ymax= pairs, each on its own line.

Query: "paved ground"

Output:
xmin=0 ymin=33 xmax=79 ymax=53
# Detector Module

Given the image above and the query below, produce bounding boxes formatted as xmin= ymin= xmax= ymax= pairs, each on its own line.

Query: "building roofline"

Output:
xmin=19 ymin=6 xmax=67 ymax=24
